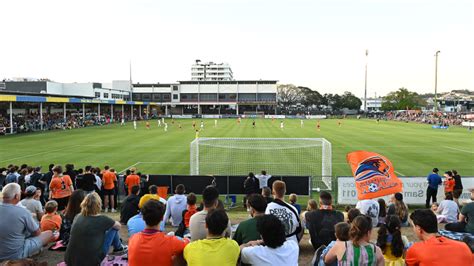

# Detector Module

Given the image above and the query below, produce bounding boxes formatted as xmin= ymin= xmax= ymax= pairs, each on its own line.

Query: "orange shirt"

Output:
xmin=184 ymin=205 xmax=197 ymax=228
xmin=406 ymin=236 xmax=472 ymax=266
xmin=125 ymin=174 xmax=140 ymax=194
xmin=102 ymin=171 xmax=117 ymax=190
xmin=49 ymin=175 xmax=73 ymax=199
xmin=444 ymin=178 xmax=455 ymax=192
xmin=128 ymin=229 xmax=189 ymax=266
xmin=40 ymin=213 xmax=62 ymax=231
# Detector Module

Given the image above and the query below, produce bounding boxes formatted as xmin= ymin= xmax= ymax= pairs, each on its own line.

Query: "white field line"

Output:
xmin=0 ymin=145 xmax=79 ymax=163
xmin=443 ymin=146 xmax=474 ymax=154
xmin=118 ymin=162 xmax=141 ymax=174
xmin=395 ymin=170 xmax=405 ymax=176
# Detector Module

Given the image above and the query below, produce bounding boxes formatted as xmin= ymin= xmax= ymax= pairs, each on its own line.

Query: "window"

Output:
xmin=163 ymin=94 xmax=171 ymax=101
xmin=95 ymin=92 xmax=101 ymax=98
xmin=173 ymin=94 xmax=178 ymax=100
xmin=173 ymin=85 xmax=178 ymax=91
xmin=103 ymin=93 xmax=109 ymax=98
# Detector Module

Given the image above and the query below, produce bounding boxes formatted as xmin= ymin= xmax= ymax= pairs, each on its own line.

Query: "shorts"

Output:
xmin=103 ymin=189 xmax=115 ymax=196
xmin=53 ymin=197 xmax=70 ymax=211
xmin=453 ymin=189 xmax=463 ymax=199
xmin=22 ymin=236 xmax=43 ymax=258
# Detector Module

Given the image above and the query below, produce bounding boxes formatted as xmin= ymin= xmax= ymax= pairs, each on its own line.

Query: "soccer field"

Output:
xmin=0 ymin=119 xmax=473 ymax=177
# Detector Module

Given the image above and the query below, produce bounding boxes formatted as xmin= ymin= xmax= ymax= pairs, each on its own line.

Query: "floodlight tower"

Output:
xmin=434 ymin=51 xmax=440 ymax=112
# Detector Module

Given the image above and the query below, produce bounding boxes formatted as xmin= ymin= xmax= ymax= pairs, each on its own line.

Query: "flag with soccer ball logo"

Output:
xmin=346 ymin=151 xmax=403 ymax=200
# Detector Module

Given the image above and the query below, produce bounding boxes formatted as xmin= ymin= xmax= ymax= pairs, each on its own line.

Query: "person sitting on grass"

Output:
xmin=176 ymin=193 xmax=198 ymax=237
xmin=0 ymin=183 xmax=54 ymax=261
xmin=128 ymin=199 xmax=190 ymax=266
xmin=189 ymin=186 xmax=232 ymax=241
xmin=139 ymin=185 xmax=167 ymax=208
xmin=233 ymin=194 xmax=267 ymax=245
xmin=324 ymin=216 xmax=384 ymax=266
xmin=261 ymin=187 xmax=273 ymax=204
xmin=289 ymin=193 xmax=301 ymax=214
xmin=266 ymin=181 xmax=303 ymax=243
xmin=377 ymin=198 xmax=387 ymax=226
xmin=306 ymin=191 xmax=344 ymax=250
xmin=184 ymin=209 xmax=240 ymax=266
xmin=376 ymin=215 xmax=410 ymax=265
xmin=387 ymin=193 xmax=409 ymax=227
xmin=58 ymin=190 xmax=86 ymax=248
xmin=317 ymin=222 xmax=350 ymax=266
xmin=163 ymin=184 xmax=188 ymax=227
xmin=64 ymin=192 xmax=127 ymax=266
xmin=120 ymin=185 xmax=140 ymax=224
xmin=40 ymin=200 xmax=62 ymax=232
xmin=20 ymin=185 xmax=44 ymax=222
xmin=301 ymin=199 xmax=318 ymax=229
xmin=406 ymin=209 xmax=472 ymax=266
xmin=128 ymin=194 xmax=165 ymax=237
xmin=445 ymin=188 xmax=474 ymax=233
xmin=240 ymin=214 xmax=299 ymax=266
xmin=435 ymin=193 xmax=458 ymax=223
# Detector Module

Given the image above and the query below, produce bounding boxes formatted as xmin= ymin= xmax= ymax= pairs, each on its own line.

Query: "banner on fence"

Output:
xmin=338 ymin=176 xmax=474 ymax=205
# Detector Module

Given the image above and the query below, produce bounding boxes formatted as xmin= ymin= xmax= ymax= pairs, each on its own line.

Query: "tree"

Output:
xmin=298 ymin=86 xmax=324 ymax=109
xmin=340 ymin=91 xmax=362 ymax=110
xmin=381 ymin=88 xmax=426 ymax=111
xmin=324 ymin=93 xmax=344 ymax=111
xmin=277 ymin=84 xmax=302 ymax=107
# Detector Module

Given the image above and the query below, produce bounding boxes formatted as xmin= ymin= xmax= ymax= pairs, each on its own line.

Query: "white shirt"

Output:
xmin=241 ymin=240 xmax=299 ymax=266
xmin=94 ymin=175 xmax=102 ymax=190
xmin=437 ymin=200 xmax=459 ymax=223
xmin=356 ymin=199 xmax=379 ymax=227
xmin=163 ymin=194 xmax=187 ymax=226
xmin=255 ymin=174 xmax=272 ymax=189
xmin=265 ymin=201 xmax=299 ymax=243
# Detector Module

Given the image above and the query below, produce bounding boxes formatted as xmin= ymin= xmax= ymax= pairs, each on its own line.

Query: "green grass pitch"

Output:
xmin=0 ymin=118 xmax=472 ymax=177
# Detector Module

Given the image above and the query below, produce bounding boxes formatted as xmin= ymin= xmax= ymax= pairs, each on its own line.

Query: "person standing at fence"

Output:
xmin=102 ymin=168 xmax=117 ymax=212
xmin=255 ymin=170 xmax=271 ymax=191
xmin=452 ymin=170 xmax=463 ymax=204
xmin=425 ymin=168 xmax=442 ymax=208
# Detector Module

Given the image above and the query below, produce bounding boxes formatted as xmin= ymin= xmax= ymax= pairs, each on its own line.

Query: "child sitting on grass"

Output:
xmin=41 ymin=200 xmax=62 ymax=232
xmin=376 ymin=215 xmax=410 ymax=266
xmin=175 ymin=193 xmax=198 ymax=237
xmin=317 ymin=222 xmax=350 ymax=266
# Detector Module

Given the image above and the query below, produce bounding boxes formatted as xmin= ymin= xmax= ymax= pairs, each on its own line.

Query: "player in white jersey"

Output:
xmin=164 ymin=122 xmax=168 ymax=132
xmin=121 ymin=117 xmax=125 ymax=126
xmin=200 ymin=121 xmax=204 ymax=130
xmin=280 ymin=121 xmax=284 ymax=129
xmin=161 ymin=117 xmax=165 ymax=124
xmin=158 ymin=119 xmax=162 ymax=127
xmin=300 ymin=119 xmax=304 ymax=128
xmin=133 ymin=120 xmax=137 ymax=130
xmin=214 ymin=119 xmax=217 ymax=128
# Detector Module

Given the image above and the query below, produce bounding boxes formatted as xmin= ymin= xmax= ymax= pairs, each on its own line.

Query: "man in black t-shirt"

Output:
xmin=305 ymin=191 xmax=344 ymax=250
xmin=80 ymin=165 xmax=96 ymax=193
xmin=38 ymin=164 xmax=54 ymax=200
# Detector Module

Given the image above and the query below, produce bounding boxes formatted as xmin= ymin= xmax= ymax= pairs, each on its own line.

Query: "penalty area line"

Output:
xmin=395 ymin=170 xmax=405 ymax=176
xmin=443 ymin=146 xmax=474 ymax=154
xmin=118 ymin=162 xmax=141 ymax=174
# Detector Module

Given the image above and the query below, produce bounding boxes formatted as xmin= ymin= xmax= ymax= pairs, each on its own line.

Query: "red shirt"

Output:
xmin=184 ymin=205 xmax=197 ymax=228
xmin=444 ymin=178 xmax=455 ymax=193
xmin=102 ymin=171 xmax=117 ymax=190
xmin=125 ymin=174 xmax=140 ymax=195
xmin=128 ymin=229 xmax=189 ymax=266
xmin=406 ymin=236 xmax=473 ymax=266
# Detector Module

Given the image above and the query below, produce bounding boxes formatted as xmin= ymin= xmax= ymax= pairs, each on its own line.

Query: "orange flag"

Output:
xmin=346 ymin=151 xmax=403 ymax=200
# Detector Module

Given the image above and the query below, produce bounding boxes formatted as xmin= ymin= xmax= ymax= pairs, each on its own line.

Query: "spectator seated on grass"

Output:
xmin=163 ymin=184 xmax=187 ymax=227
xmin=315 ymin=222 xmax=350 ymax=266
xmin=189 ymin=186 xmax=231 ymax=241
xmin=64 ymin=192 xmax=127 ymax=266
xmin=40 ymin=200 xmax=62 ymax=232
xmin=233 ymin=194 xmax=267 ymax=245
xmin=445 ymin=188 xmax=474 ymax=233
xmin=120 ymin=185 xmax=140 ymax=224
xmin=435 ymin=193 xmax=459 ymax=223
xmin=305 ymin=191 xmax=344 ymax=250
xmin=20 ymin=185 xmax=44 ymax=222
xmin=240 ymin=214 xmax=299 ymax=266
xmin=128 ymin=199 xmax=190 ymax=266
xmin=376 ymin=215 xmax=410 ymax=265
xmin=301 ymin=199 xmax=318 ymax=229
xmin=265 ymin=180 xmax=303 ymax=243
xmin=184 ymin=209 xmax=240 ymax=266
xmin=289 ymin=193 xmax=301 ymax=214
xmin=261 ymin=187 xmax=273 ymax=204
xmin=387 ymin=193 xmax=409 ymax=227
xmin=377 ymin=198 xmax=387 ymax=226
xmin=56 ymin=190 xmax=86 ymax=250
xmin=356 ymin=198 xmax=380 ymax=228
xmin=175 ymin=193 xmax=198 ymax=237
xmin=0 ymin=183 xmax=54 ymax=261
xmin=139 ymin=185 xmax=167 ymax=208
xmin=127 ymin=192 xmax=165 ymax=237
xmin=324 ymin=216 xmax=384 ymax=266
xmin=406 ymin=209 xmax=472 ymax=266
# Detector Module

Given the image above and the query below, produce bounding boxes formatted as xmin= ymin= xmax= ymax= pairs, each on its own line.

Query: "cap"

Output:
xmin=25 ymin=185 xmax=37 ymax=195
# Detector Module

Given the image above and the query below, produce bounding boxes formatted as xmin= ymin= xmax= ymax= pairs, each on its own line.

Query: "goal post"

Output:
xmin=190 ymin=138 xmax=332 ymax=190
xmin=243 ymin=111 xmax=265 ymax=118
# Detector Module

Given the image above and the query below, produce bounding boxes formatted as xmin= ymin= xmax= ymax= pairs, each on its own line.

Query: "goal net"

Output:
xmin=243 ymin=111 xmax=265 ymax=118
xmin=190 ymin=138 xmax=332 ymax=190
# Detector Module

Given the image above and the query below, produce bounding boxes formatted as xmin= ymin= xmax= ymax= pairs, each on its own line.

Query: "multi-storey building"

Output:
xmin=191 ymin=60 xmax=233 ymax=81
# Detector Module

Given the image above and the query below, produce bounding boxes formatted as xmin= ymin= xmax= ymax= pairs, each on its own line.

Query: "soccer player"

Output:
xmin=133 ymin=120 xmax=137 ymax=130
xmin=214 ymin=119 xmax=217 ymax=128
xmin=195 ymin=129 xmax=200 ymax=139
xmin=300 ymin=119 xmax=304 ymax=128
xmin=200 ymin=120 xmax=204 ymax=130
xmin=252 ymin=120 xmax=256 ymax=128
xmin=146 ymin=121 xmax=150 ymax=130
xmin=317 ymin=120 xmax=321 ymax=131
xmin=237 ymin=117 xmax=241 ymax=125
xmin=178 ymin=122 xmax=182 ymax=130
xmin=164 ymin=122 xmax=168 ymax=132
xmin=338 ymin=120 xmax=342 ymax=127
xmin=158 ymin=119 xmax=162 ymax=127
xmin=192 ymin=120 xmax=196 ymax=129
xmin=121 ymin=117 xmax=125 ymax=126
xmin=280 ymin=121 xmax=284 ymax=130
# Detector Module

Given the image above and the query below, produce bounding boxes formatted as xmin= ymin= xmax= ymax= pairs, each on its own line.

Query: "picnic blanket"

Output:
xmin=438 ymin=229 xmax=474 ymax=241
xmin=57 ymin=254 xmax=128 ymax=266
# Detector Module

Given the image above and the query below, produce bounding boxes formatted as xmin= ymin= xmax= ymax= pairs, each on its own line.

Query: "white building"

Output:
xmin=361 ymin=97 xmax=383 ymax=112
xmin=191 ymin=60 xmax=233 ymax=81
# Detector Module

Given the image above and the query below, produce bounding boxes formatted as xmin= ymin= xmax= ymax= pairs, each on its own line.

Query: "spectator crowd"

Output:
xmin=381 ymin=111 xmax=471 ymax=126
xmin=0 ymin=164 xmax=473 ymax=265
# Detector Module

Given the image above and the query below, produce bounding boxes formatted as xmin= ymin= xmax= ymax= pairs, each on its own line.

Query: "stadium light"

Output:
xmin=434 ymin=51 xmax=440 ymax=112
xmin=364 ymin=49 xmax=368 ymax=113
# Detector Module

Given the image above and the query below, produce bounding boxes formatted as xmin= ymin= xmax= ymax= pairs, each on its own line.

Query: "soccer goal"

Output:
xmin=243 ymin=111 xmax=265 ymax=118
xmin=190 ymin=138 xmax=332 ymax=190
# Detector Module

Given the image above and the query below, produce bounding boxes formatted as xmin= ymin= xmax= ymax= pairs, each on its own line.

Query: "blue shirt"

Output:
xmin=427 ymin=173 xmax=442 ymax=190
xmin=127 ymin=213 xmax=165 ymax=237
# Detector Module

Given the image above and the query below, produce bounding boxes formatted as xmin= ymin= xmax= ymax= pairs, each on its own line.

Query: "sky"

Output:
xmin=0 ymin=0 xmax=472 ymax=97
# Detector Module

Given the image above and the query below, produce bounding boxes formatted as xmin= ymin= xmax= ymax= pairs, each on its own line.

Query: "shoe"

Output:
xmin=104 ymin=208 xmax=109 ymax=213
xmin=111 ymin=209 xmax=117 ymax=213
xmin=113 ymin=245 xmax=128 ymax=254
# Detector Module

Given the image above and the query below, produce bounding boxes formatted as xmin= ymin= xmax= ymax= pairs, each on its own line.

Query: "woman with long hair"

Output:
xmin=58 ymin=189 xmax=86 ymax=247
xmin=376 ymin=215 xmax=410 ymax=266
xmin=387 ymin=193 xmax=409 ymax=226
xmin=377 ymin=198 xmax=387 ymax=226
xmin=324 ymin=215 xmax=384 ymax=266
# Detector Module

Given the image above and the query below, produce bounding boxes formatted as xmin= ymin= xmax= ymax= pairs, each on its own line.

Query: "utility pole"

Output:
xmin=364 ymin=49 xmax=368 ymax=113
xmin=434 ymin=51 xmax=440 ymax=112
